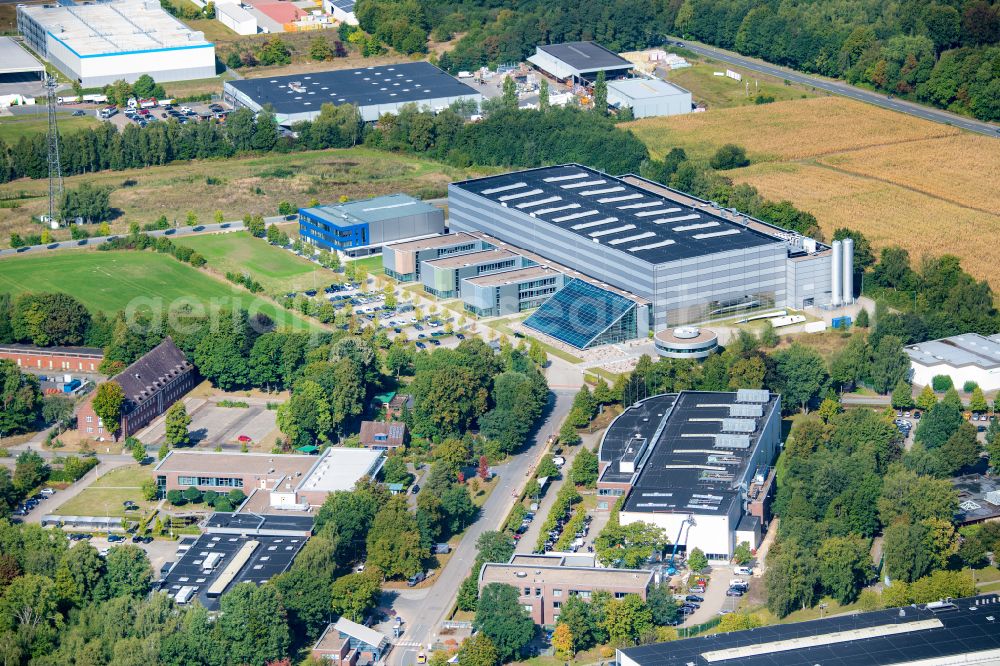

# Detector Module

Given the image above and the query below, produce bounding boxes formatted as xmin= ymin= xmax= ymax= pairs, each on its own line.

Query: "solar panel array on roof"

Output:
xmin=454 ymin=165 xmax=779 ymax=265
xmin=722 ymin=418 xmax=756 ymax=433
xmin=730 ymin=403 xmax=764 ymax=418
xmin=523 ymin=278 xmax=636 ymax=349
xmin=737 ymin=388 xmax=770 ymax=403
xmin=329 ymin=0 xmax=355 ymax=10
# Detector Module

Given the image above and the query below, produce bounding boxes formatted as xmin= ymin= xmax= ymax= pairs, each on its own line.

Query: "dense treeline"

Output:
xmin=418 ymin=0 xmax=1000 ymax=122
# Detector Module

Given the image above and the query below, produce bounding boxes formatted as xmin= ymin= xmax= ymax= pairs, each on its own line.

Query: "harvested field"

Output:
xmin=627 ymin=97 xmax=962 ymax=162
xmin=736 ymin=161 xmax=1000 ymax=288
xmin=625 ymin=96 xmax=1000 ymax=288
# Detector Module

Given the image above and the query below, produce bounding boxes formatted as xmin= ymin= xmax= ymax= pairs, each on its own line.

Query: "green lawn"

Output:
xmin=0 ymin=249 xmax=321 ymax=331
xmin=90 ymin=464 xmax=151 ymax=488
xmin=53 ymin=487 xmax=155 ymax=518
xmin=351 ymin=255 xmax=386 ymax=276
xmin=177 ymin=231 xmax=341 ymax=294
xmin=0 ymin=112 xmax=101 ymax=143
xmin=664 ymin=62 xmax=816 ymax=109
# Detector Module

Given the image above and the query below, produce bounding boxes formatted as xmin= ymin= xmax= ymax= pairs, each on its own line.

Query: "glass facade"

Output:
xmin=524 ymin=279 xmax=638 ymax=349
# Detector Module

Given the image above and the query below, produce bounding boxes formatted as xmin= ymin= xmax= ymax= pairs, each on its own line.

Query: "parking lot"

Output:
xmin=66 ymin=533 xmax=182 ymax=575
xmin=140 ymin=398 xmax=277 ymax=449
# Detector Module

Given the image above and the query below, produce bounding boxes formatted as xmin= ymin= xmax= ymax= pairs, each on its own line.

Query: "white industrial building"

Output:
xmin=906 ymin=333 xmax=1000 ymax=392
xmin=607 ymin=78 xmax=692 ymax=118
xmin=597 ymin=390 xmax=783 ymax=560
xmin=216 ymin=2 xmax=258 ymax=35
xmin=528 ymin=41 xmax=633 ymax=83
xmin=17 ymin=0 xmax=216 ymax=87
xmin=323 ymin=0 xmax=358 ymax=25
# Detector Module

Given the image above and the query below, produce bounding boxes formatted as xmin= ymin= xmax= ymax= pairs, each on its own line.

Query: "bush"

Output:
xmin=709 ymin=144 xmax=750 ymax=170
xmin=963 ymin=380 xmax=978 ymax=393
xmin=166 ymin=489 xmax=186 ymax=506
xmin=932 ymin=375 xmax=954 ymax=392
xmin=183 ymin=486 xmax=203 ymax=504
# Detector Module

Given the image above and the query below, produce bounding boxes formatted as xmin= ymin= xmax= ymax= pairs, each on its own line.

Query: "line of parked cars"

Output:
xmin=535 ymin=512 xmax=593 ymax=554
xmin=513 ymin=510 xmax=536 ymax=541
xmin=11 ymin=487 xmax=55 ymax=516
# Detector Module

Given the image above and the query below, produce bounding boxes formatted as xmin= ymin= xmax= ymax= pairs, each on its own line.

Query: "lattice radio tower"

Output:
xmin=45 ymin=75 xmax=63 ymax=225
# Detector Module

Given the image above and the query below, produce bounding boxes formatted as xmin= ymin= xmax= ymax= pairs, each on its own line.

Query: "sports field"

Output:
xmin=178 ymin=231 xmax=340 ymax=294
xmin=0 ymin=250 xmax=321 ymax=331
xmin=626 ymin=96 xmax=1000 ymax=288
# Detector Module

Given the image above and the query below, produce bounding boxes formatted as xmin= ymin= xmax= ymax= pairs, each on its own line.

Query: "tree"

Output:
xmin=247 ymin=214 xmax=266 ymax=237
xmin=970 ymin=386 xmax=988 ymax=413
xmin=559 ymin=420 xmax=581 ymax=446
xmin=733 ymin=541 xmax=753 ymax=565
xmin=366 ymin=496 xmax=427 ymax=579
xmin=330 ymin=569 xmax=382 ymax=622
xmin=457 ymin=573 xmax=480 ymax=612
xmin=595 ymin=521 xmax=667 ymax=568
xmin=891 ymin=379 xmax=914 ymax=409
xmin=569 ymin=447 xmax=598 ymax=487
xmin=478 ymin=455 xmax=490 ymax=480
xmin=717 ymin=612 xmax=763 ymax=632
xmin=938 ymin=421 xmax=981 ymax=473
xmin=593 ymin=71 xmax=608 ymax=114
xmin=868 ymin=336 xmax=909 ymax=394
xmin=91 ymin=382 xmax=125 ymax=438
xmin=551 ymin=622 xmax=573 ymax=659
xmin=817 ymin=534 xmax=871 ymax=603
xmin=759 ymin=320 xmax=779 ymax=347
xmin=164 ymin=401 xmax=191 ymax=448
xmin=501 ymin=76 xmax=517 ymax=110
xmin=101 ymin=545 xmax=152 ymax=598
xmin=459 ymin=633 xmax=500 ymax=666
xmin=710 ymin=144 xmax=750 ymax=170
xmin=474 ymin=583 xmax=535 ymax=663
xmin=687 ymin=547 xmax=708 ymax=572
xmin=764 ymin=540 xmax=818 ymax=618
xmin=0 ymin=360 xmax=41 ymax=435
xmin=55 ymin=542 xmax=105 ymax=607
xmin=12 ymin=293 xmax=91 ymax=346
xmin=129 ymin=437 xmax=145 ymax=463
xmin=987 ymin=418 xmax=1000 ymax=470
xmin=59 ymin=183 xmax=113 ymax=224
xmin=772 ymin=343 xmax=828 ymax=411
xmin=557 ymin=594 xmax=596 ymax=651
xmin=218 ymin=583 xmax=290 ymax=666
xmin=157 ymin=443 xmax=169 ymax=461
xmin=855 ymin=307 xmax=870 ymax=328
xmin=538 ymin=78 xmax=550 ymax=109
xmin=916 ymin=384 xmax=937 ymax=412
xmin=309 ymin=35 xmax=333 ymax=61
xmin=645 ymin=584 xmax=679 ymax=626
xmin=604 ymin=594 xmax=653 ymax=646
xmin=915 ymin=400 xmax=962 ymax=449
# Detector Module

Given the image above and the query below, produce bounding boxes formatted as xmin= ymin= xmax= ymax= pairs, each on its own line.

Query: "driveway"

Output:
xmin=388 ymin=388 xmax=575 ymax=666
xmin=680 ymin=564 xmax=738 ymax=627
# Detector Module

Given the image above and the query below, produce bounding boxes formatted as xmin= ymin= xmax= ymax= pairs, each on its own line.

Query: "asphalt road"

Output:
xmin=389 ymin=388 xmax=575 ymax=666
xmin=0 ymin=218 xmax=291 ymax=258
xmin=672 ymin=38 xmax=1000 ymax=138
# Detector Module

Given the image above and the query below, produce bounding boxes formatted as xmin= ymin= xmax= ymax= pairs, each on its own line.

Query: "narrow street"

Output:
xmin=388 ymin=388 xmax=576 ymax=666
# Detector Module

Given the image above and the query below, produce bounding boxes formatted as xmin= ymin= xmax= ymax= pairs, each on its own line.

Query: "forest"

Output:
xmin=376 ymin=0 xmax=1000 ymax=122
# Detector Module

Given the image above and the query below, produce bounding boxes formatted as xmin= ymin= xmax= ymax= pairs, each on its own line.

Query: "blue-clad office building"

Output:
xmin=299 ymin=194 xmax=444 ymax=257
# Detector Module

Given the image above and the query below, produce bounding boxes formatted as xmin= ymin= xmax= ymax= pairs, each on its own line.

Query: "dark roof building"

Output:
xmin=76 ymin=337 xmax=197 ymax=439
xmin=619 ymin=595 xmax=1000 ymax=666
xmin=598 ymin=390 xmax=782 ymax=561
xmin=223 ymin=61 xmax=483 ymax=124
xmin=528 ymin=41 xmax=633 ymax=82
xmin=159 ymin=530 xmax=307 ymax=610
xmin=204 ymin=512 xmax=314 ymax=537
xmin=359 ymin=420 xmax=408 ymax=450
xmin=448 ymin=165 xmax=835 ymax=335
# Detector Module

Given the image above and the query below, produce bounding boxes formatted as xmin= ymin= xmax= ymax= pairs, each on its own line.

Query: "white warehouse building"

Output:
xmin=906 ymin=333 xmax=1000 ymax=392
xmin=17 ymin=0 xmax=216 ymax=87
xmin=607 ymin=78 xmax=692 ymax=118
xmin=216 ymin=2 xmax=258 ymax=36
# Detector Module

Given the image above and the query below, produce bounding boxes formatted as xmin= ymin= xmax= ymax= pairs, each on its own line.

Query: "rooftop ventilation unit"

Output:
xmin=736 ymin=388 xmax=769 ymax=403
xmin=715 ymin=434 xmax=751 ymax=449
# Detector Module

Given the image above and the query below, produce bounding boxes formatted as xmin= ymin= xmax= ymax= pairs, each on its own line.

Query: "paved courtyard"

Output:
xmin=139 ymin=397 xmax=278 ymax=449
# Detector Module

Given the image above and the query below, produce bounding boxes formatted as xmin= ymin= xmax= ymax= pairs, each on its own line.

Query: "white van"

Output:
xmin=734 ymin=566 xmax=753 ymax=576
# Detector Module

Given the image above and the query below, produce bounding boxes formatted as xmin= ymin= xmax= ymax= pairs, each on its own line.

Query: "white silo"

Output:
xmin=831 ymin=240 xmax=842 ymax=307
xmin=842 ymin=237 xmax=854 ymax=304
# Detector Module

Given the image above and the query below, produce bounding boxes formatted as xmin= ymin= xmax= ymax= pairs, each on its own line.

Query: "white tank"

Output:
xmin=842 ymin=237 xmax=854 ymax=304
xmin=831 ymin=240 xmax=842 ymax=307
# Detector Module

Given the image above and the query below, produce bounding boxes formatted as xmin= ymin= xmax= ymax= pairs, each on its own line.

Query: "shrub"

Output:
xmin=932 ymin=375 xmax=954 ymax=392
xmin=963 ymin=380 xmax=978 ymax=393
xmin=167 ymin=489 xmax=186 ymax=506
xmin=709 ymin=144 xmax=750 ymax=170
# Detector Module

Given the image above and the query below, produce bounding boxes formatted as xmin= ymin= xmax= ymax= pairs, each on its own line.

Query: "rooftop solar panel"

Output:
xmin=517 ymin=196 xmax=561 ymax=209
xmin=523 ymin=278 xmax=636 ymax=349
xmin=572 ymin=217 xmax=619 ymax=230
xmin=608 ymin=232 xmax=656 ymax=245
xmin=590 ymin=224 xmax=636 ymax=237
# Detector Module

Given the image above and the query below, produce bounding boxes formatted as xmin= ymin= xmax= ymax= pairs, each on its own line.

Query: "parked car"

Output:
xmin=685 ymin=595 xmax=704 ymax=602
xmin=107 ymin=534 xmax=125 ymax=543
xmin=411 ymin=484 xmax=420 ymax=494
xmin=726 ymin=588 xmax=744 ymax=597
xmin=407 ymin=571 xmax=426 ymax=587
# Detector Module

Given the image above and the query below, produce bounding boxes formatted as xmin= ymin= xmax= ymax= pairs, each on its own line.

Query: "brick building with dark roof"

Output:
xmin=76 ymin=337 xmax=197 ymax=440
